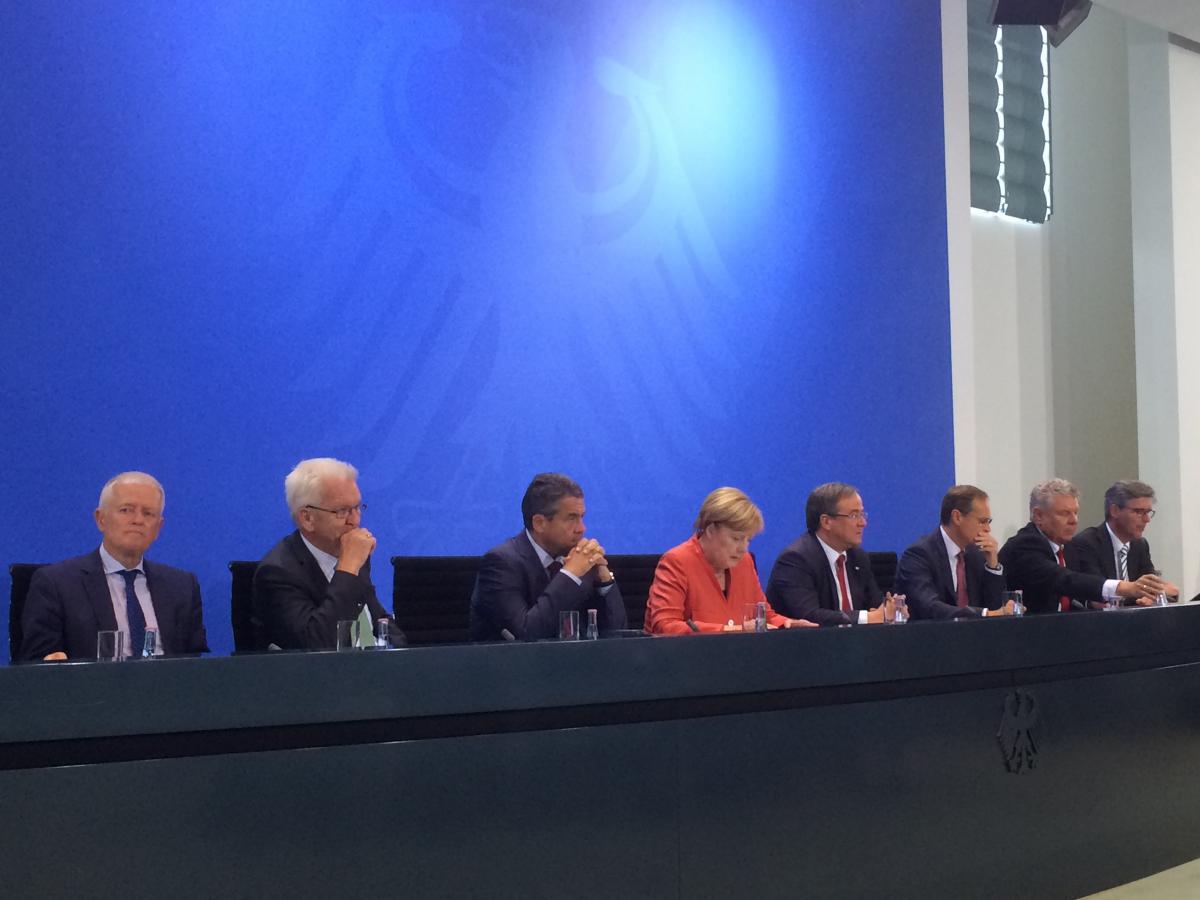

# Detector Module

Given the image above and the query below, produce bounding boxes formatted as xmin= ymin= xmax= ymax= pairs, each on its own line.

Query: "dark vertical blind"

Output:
xmin=967 ymin=0 xmax=1051 ymax=223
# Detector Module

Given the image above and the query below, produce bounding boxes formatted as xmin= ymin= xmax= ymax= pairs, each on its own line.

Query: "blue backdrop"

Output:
xmin=0 ymin=0 xmax=952 ymax=659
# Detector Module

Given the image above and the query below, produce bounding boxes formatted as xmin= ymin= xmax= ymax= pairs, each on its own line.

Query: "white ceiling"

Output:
xmin=1095 ymin=0 xmax=1200 ymax=43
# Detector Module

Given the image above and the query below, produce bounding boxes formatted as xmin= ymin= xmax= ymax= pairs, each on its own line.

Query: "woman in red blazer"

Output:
xmin=644 ymin=487 xmax=818 ymax=635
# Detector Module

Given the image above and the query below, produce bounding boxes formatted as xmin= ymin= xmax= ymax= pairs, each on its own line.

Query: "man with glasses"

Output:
xmin=1068 ymin=479 xmax=1179 ymax=606
xmin=998 ymin=478 xmax=1164 ymax=614
xmin=765 ymin=482 xmax=896 ymax=626
xmin=893 ymin=485 xmax=1014 ymax=620
xmin=469 ymin=472 xmax=626 ymax=641
xmin=253 ymin=457 xmax=403 ymax=650
xmin=17 ymin=471 xmax=208 ymax=661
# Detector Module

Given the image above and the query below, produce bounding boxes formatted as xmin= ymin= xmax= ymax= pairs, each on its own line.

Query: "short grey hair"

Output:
xmin=1029 ymin=478 xmax=1079 ymax=513
xmin=98 ymin=472 xmax=165 ymax=511
xmin=1105 ymin=479 xmax=1155 ymax=516
xmin=285 ymin=458 xmax=359 ymax=522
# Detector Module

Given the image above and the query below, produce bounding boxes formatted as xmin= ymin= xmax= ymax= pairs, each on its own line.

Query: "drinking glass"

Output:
xmin=97 ymin=630 xmax=124 ymax=662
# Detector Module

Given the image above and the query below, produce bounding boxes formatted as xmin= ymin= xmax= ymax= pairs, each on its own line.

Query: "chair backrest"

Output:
xmin=391 ymin=556 xmax=480 ymax=645
xmin=607 ymin=553 xmax=662 ymax=631
xmin=229 ymin=560 xmax=261 ymax=653
xmin=391 ymin=552 xmax=666 ymax=644
xmin=867 ymin=551 xmax=898 ymax=594
xmin=9 ymin=563 xmax=48 ymax=662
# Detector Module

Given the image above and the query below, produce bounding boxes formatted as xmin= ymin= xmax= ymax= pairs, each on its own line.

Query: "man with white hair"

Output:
xmin=253 ymin=457 xmax=402 ymax=650
xmin=997 ymin=478 xmax=1164 ymax=614
xmin=18 ymin=471 xmax=208 ymax=661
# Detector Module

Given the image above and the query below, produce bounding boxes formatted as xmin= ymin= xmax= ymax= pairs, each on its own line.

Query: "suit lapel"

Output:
xmin=847 ymin=551 xmax=866 ymax=610
xmin=288 ymin=532 xmax=331 ymax=597
xmin=515 ymin=534 xmax=549 ymax=596
xmin=82 ymin=551 xmax=118 ymax=632
xmin=142 ymin=561 xmax=172 ymax=651
xmin=931 ymin=533 xmax=956 ymax=605
xmin=1098 ymin=525 xmax=1118 ymax=579
xmin=804 ymin=537 xmax=839 ymax=611
xmin=1130 ymin=538 xmax=1150 ymax=579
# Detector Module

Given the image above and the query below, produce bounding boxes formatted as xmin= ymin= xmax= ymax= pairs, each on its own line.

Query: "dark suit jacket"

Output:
xmin=1070 ymin=522 xmax=1154 ymax=579
xmin=998 ymin=521 xmax=1106 ymax=615
xmin=253 ymin=530 xmax=401 ymax=651
xmin=764 ymin=532 xmax=883 ymax=627
xmin=894 ymin=529 xmax=1004 ymax=620
xmin=469 ymin=533 xmax=627 ymax=641
xmin=18 ymin=550 xmax=208 ymax=661
xmin=1069 ymin=522 xmax=1158 ymax=607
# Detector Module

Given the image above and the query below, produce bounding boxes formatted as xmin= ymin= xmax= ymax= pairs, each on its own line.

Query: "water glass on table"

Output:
xmin=559 ymin=610 xmax=580 ymax=641
xmin=97 ymin=630 xmax=124 ymax=662
xmin=336 ymin=620 xmax=359 ymax=651
xmin=742 ymin=601 xmax=767 ymax=632
xmin=1002 ymin=590 xmax=1024 ymax=617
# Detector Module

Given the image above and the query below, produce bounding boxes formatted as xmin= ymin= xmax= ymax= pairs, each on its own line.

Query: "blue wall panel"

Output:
xmin=0 ymin=0 xmax=952 ymax=658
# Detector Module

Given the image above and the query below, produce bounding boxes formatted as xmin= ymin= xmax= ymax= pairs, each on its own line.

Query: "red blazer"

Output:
xmin=645 ymin=536 xmax=789 ymax=634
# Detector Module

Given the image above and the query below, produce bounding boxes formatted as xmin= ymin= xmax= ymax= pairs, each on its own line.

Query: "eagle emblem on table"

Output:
xmin=997 ymin=689 xmax=1039 ymax=773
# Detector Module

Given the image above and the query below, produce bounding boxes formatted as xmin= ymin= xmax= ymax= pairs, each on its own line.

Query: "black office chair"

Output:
xmin=391 ymin=552 xmax=666 ymax=643
xmin=867 ymin=551 xmax=898 ymax=594
xmin=9 ymin=563 xmax=49 ymax=662
xmin=606 ymin=553 xmax=662 ymax=631
xmin=228 ymin=560 xmax=262 ymax=653
xmin=391 ymin=556 xmax=480 ymax=645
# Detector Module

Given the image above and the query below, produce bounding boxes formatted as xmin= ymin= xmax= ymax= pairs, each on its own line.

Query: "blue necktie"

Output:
xmin=120 ymin=569 xmax=146 ymax=659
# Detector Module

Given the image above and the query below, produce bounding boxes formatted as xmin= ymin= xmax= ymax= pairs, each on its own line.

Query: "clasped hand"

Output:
xmin=563 ymin=538 xmax=609 ymax=579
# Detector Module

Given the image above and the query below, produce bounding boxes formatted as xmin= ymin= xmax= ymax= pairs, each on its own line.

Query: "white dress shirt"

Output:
xmin=939 ymin=527 xmax=1003 ymax=605
xmin=816 ymin=535 xmax=869 ymax=624
xmin=1037 ymin=528 xmax=1118 ymax=601
xmin=1106 ymin=522 xmax=1131 ymax=579
xmin=99 ymin=544 xmax=162 ymax=657
xmin=300 ymin=534 xmax=339 ymax=582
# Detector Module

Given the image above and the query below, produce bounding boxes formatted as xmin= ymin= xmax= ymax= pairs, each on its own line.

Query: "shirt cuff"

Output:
xmin=857 ymin=610 xmax=868 ymax=625
xmin=1101 ymin=579 xmax=1119 ymax=600
xmin=985 ymin=563 xmax=1003 ymax=574
xmin=563 ymin=570 xmax=582 ymax=587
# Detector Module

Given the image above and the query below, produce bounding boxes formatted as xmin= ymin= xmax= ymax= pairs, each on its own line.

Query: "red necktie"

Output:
xmin=955 ymin=551 xmax=969 ymax=607
xmin=836 ymin=554 xmax=852 ymax=615
xmin=1056 ymin=548 xmax=1070 ymax=612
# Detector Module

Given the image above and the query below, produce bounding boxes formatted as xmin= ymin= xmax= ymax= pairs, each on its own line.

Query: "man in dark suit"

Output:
xmin=998 ymin=478 xmax=1163 ymax=615
xmin=470 ymin=473 xmax=626 ymax=641
xmin=894 ymin=485 xmax=1014 ymax=620
xmin=765 ymin=482 xmax=897 ymax=627
xmin=254 ymin=457 xmax=402 ymax=651
xmin=1069 ymin=479 xmax=1179 ymax=607
xmin=18 ymin=472 xmax=208 ymax=661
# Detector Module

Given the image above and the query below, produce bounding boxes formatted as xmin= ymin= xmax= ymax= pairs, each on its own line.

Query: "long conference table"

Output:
xmin=3 ymin=606 xmax=1200 ymax=899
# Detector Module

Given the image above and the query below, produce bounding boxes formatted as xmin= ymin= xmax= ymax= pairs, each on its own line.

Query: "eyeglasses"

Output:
xmin=305 ymin=503 xmax=367 ymax=520
xmin=828 ymin=511 xmax=868 ymax=522
xmin=972 ymin=515 xmax=994 ymax=525
xmin=1125 ymin=507 xmax=1155 ymax=519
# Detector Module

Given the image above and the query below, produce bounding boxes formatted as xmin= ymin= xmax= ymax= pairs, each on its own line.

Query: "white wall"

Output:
xmin=1169 ymin=42 xmax=1200 ymax=598
xmin=945 ymin=0 xmax=1199 ymax=595
xmin=1046 ymin=7 xmax=1139 ymax=520
xmin=943 ymin=1 xmax=1137 ymax=541
xmin=1129 ymin=28 xmax=1200 ymax=596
